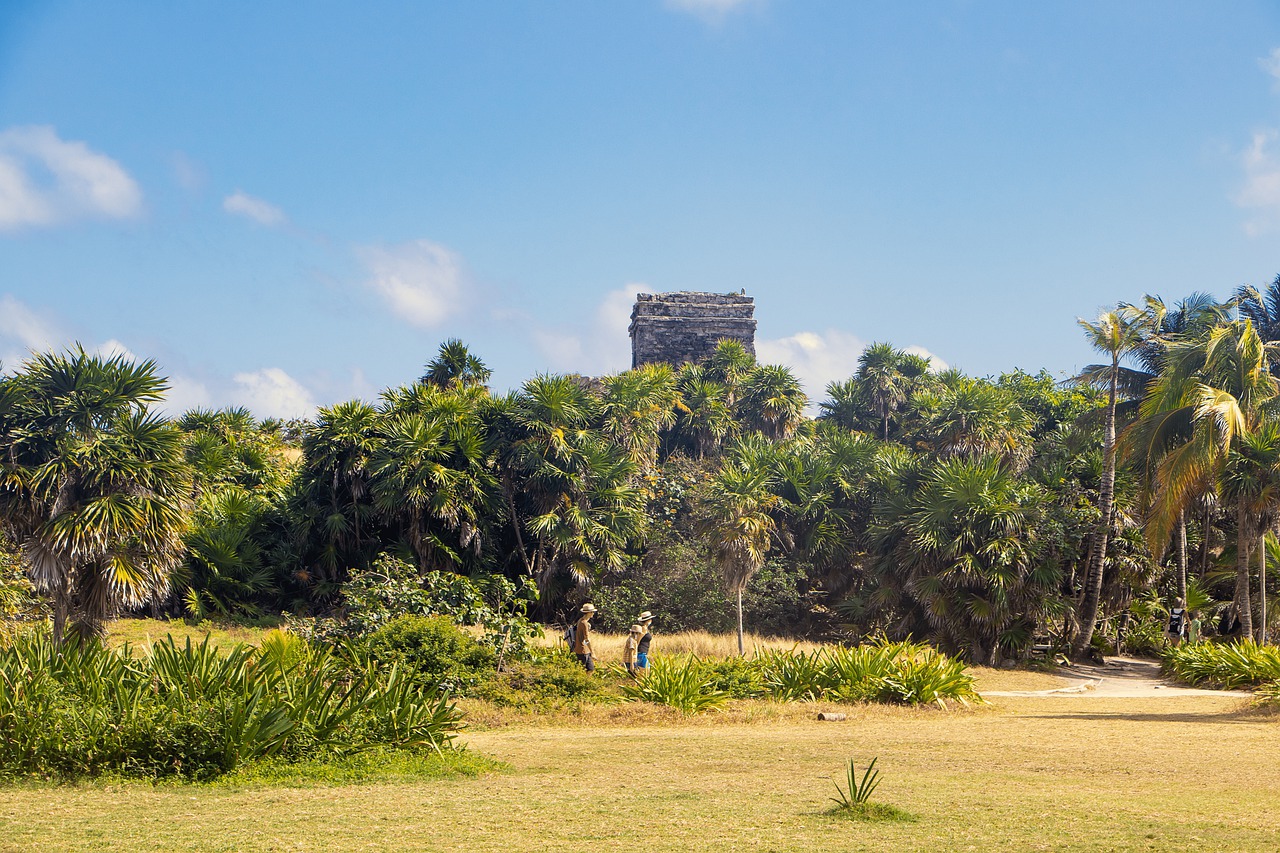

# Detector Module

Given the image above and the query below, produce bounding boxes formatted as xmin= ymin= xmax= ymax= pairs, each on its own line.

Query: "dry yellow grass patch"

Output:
xmin=2 ymin=694 xmax=1276 ymax=852
xmin=105 ymin=618 xmax=274 ymax=651
xmin=535 ymin=629 xmax=823 ymax=663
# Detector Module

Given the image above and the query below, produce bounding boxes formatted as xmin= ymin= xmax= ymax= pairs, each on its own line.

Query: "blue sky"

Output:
xmin=3 ymin=1 xmax=1280 ymax=417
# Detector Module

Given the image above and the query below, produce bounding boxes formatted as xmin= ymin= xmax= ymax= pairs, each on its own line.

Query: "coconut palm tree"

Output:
xmin=0 ymin=348 xmax=191 ymax=641
xmin=1070 ymin=307 xmax=1146 ymax=660
xmin=1140 ymin=321 xmax=1279 ymax=640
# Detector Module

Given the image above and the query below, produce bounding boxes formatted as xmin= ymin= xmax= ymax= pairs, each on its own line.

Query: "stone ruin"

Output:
xmin=629 ymin=291 xmax=757 ymax=369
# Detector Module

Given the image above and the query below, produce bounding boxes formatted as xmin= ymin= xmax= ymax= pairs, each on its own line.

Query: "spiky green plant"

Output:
xmin=830 ymin=757 xmax=881 ymax=809
xmin=618 ymin=654 xmax=728 ymax=714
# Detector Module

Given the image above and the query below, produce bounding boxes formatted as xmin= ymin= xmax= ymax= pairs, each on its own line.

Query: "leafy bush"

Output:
xmin=619 ymin=654 xmax=729 ymax=714
xmin=470 ymin=648 xmax=605 ymax=708
xmin=292 ymin=555 xmax=541 ymax=663
xmin=701 ymin=655 xmax=767 ymax=698
xmin=362 ymin=615 xmax=495 ymax=694
xmin=1162 ymin=640 xmax=1280 ymax=689
xmin=0 ymin=631 xmax=462 ymax=781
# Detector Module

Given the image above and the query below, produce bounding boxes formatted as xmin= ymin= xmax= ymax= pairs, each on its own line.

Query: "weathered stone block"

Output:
xmin=630 ymin=291 xmax=757 ymax=368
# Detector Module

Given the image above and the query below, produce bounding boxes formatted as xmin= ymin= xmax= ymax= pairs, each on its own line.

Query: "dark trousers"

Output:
xmin=576 ymin=653 xmax=594 ymax=672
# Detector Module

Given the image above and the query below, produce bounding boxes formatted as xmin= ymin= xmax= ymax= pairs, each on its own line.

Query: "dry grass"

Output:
xmin=1 ymin=693 xmax=1277 ymax=851
xmin=536 ymin=629 xmax=824 ymax=662
xmin=104 ymin=618 xmax=275 ymax=652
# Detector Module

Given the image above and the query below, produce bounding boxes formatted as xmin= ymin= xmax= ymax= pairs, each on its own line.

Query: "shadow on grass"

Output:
xmin=1021 ymin=707 xmax=1276 ymax=724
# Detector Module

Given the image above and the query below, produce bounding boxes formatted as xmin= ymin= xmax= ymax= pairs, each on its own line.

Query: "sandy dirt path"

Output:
xmin=981 ymin=655 xmax=1254 ymax=698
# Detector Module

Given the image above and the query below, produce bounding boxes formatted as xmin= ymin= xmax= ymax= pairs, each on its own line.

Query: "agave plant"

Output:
xmin=619 ymin=654 xmax=729 ymax=714
xmin=830 ymin=757 xmax=881 ymax=809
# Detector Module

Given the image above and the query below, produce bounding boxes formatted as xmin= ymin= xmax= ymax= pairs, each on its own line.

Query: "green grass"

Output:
xmin=820 ymin=802 xmax=918 ymax=823
xmin=106 ymin=618 xmax=276 ymax=652
xmin=209 ymin=748 xmax=502 ymax=789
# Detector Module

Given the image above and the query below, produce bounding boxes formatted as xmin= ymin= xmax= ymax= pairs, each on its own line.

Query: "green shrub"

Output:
xmin=362 ymin=615 xmax=495 ymax=694
xmin=0 ymin=630 xmax=462 ymax=781
xmin=471 ymin=650 xmax=605 ymax=709
xmin=701 ymin=655 xmax=767 ymax=698
xmin=619 ymin=654 xmax=729 ymax=714
xmin=1162 ymin=640 xmax=1280 ymax=689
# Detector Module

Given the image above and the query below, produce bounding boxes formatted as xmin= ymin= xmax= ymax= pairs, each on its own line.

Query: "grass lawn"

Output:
xmin=1 ymin=692 xmax=1276 ymax=852
xmin=105 ymin=618 xmax=278 ymax=651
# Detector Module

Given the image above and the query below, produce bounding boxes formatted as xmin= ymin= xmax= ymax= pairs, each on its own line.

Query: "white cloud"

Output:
xmin=160 ymin=374 xmax=214 ymax=414
xmin=1236 ymin=130 xmax=1280 ymax=235
xmin=757 ymin=329 xmax=867 ymax=407
xmin=665 ymin=0 xmax=760 ymax=22
xmin=1261 ymin=48 xmax=1280 ymax=85
xmin=757 ymin=330 xmax=947 ymax=412
xmin=903 ymin=345 xmax=949 ymax=372
xmin=96 ymin=339 xmax=137 ymax=361
xmin=533 ymin=283 xmax=655 ymax=374
xmin=0 ymin=125 xmax=142 ymax=230
xmin=358 ymin=239 xmax=467 ymax=328
xmin=232 ymin=367 xmax=316 ymax=419
xmin=223 ymin=190 xmax=286 ymax=227
xmin=0 ymin=294 xmax=60 ymax=358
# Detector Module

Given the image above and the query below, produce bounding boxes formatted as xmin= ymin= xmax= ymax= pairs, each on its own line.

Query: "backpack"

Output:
xmin=562 ymin=624 xmax=577 ymax=648
xmin=1168 ymin=609 xmax=1186 ymax=636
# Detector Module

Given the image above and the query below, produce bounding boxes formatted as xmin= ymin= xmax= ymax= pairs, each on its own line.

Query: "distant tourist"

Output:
xmin=636 ymin=611 xmax=655 ymax=671
xmin=1166 ymin=598 xmax=1188 ymax=647
xmin=573 ymin=604 xmax=597 ymax=671
xmin=624 ymin=624 xmax=644 ymax=675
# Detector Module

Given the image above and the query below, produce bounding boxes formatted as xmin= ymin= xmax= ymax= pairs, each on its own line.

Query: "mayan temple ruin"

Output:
xmin=629 ymin=291 xmax=757 ymax=369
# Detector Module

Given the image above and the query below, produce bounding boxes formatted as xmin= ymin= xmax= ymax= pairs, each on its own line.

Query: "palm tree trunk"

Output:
xmin=1237 ymin=502 xmax=1254 ymax=640
xmin=736 ymin=587 xmax=745 ymax=656
xmin=1176 ymin=510 xmax=1188 ymax=605
xmin=1257 ymin=533 xmax=1267 ymax=643
xmin=1071 ymin=359 xmax=1118 ymax=660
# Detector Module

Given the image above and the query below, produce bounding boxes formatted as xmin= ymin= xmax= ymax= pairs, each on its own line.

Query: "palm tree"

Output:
xmin=0 ymin=348 xmax=191 ymax=641
xmin=1141 ymin=321 xmax=1279 ymax=640
xmin=674 ymin=366 xmax=734 ymax=459
xmin=599 ymin=363 xmax=679 ymax=472
xmin=739 ymin=364 xmax=807 ymax=441
xmin=421 ymin=339 xmax=492 ymax=390
xmin=856 ymin=343 xmax=907 ymax=441
xmin=1070 ymin=308 xmax=1145 ymax=660
xmin=909 ymin=373 xmax=1033 ymax=466
xmin=704 ymin=437 xmax=779 ymax=654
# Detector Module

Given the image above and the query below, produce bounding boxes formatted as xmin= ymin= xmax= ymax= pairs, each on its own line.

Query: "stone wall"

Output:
xmin=629 ymin=291 xmax=757 ymax=368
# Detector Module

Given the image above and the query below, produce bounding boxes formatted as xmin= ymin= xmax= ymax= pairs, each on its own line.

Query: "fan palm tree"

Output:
xmin=0 ymin=348 xmax=192 ymax=641
xmin=856 ymin=343 xmax=908 ymax=441
xmin=704 ymin=437 xmax=779 ymax=654
xmin=1070 ymin=307 xmax=1146 ymax=660
xmin=600 ymin=363 xmax=679 ymax=471
xmin=420 ymin=338 xmax=492 ymax=389
xmin=739 ymin=364 xmax=807 ymax=441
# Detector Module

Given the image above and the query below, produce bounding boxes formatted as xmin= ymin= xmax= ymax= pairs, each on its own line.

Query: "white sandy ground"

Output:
xmin=980 ymin=655 xmax=1256 ymax=699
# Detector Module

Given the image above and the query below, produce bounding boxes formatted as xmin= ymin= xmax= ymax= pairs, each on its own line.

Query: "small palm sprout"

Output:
xmin=830 ymin=757 xmax=881 ymax=809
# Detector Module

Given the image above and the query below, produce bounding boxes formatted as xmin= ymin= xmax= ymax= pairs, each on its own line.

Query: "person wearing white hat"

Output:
xmin=573 ymin=603 xmax=597 ymax=671
xmin=635 ymin=611 xmax=654 ymax=671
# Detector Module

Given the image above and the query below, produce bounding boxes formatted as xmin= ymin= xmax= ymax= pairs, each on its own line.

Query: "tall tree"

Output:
xmin=0 ymin=348 xmax=191 ymax=641
xmin=705 ymin=437 xmax=778 ymax=654
xmin=1071 ymin=308 xmax=1145 ymax=660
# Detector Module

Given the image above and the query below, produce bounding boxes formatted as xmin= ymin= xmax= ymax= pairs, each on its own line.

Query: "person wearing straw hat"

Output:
xmin=624 ymin=624 xmax=644 ymax=675
xmin=573 ymin=603 xmax=597 ymax=671
xmin=635 ymin=611 xmax=655 ymax=671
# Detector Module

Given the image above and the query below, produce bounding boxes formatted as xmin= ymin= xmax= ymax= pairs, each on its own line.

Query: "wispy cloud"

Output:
xmin=223 ymin=190 xmax=286 ymax=227
xmin=665 ymin=0 xmax=761 ymax=23
xmin=533 ymin=283 xmax=655 ymax=374
xmin=232 ymin=367 xmax=316 ymax=419
xmin=1236 ymin=130 xmax=1280 ymax=235
xmin=358 ymin=238 xmax=467 ymax=328
xmin=0 ymin=126 xmax=142 ymax=231
xmin=0 ymin=294 xmax=63 ymax=367
xmin=1261 ymin=47 xmax=1280 ymax=86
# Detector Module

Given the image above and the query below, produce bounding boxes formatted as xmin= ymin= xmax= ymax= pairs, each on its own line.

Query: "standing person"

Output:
xmin=624 ymin=624 xmax=643 ymax=675
xmin=636 ymin=611 xmax=655 ymax=672
xmin=1166 ymin=597 xmax=1188 ymax=647
xmin=573 ymin=604 xmax=597 ymax=671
